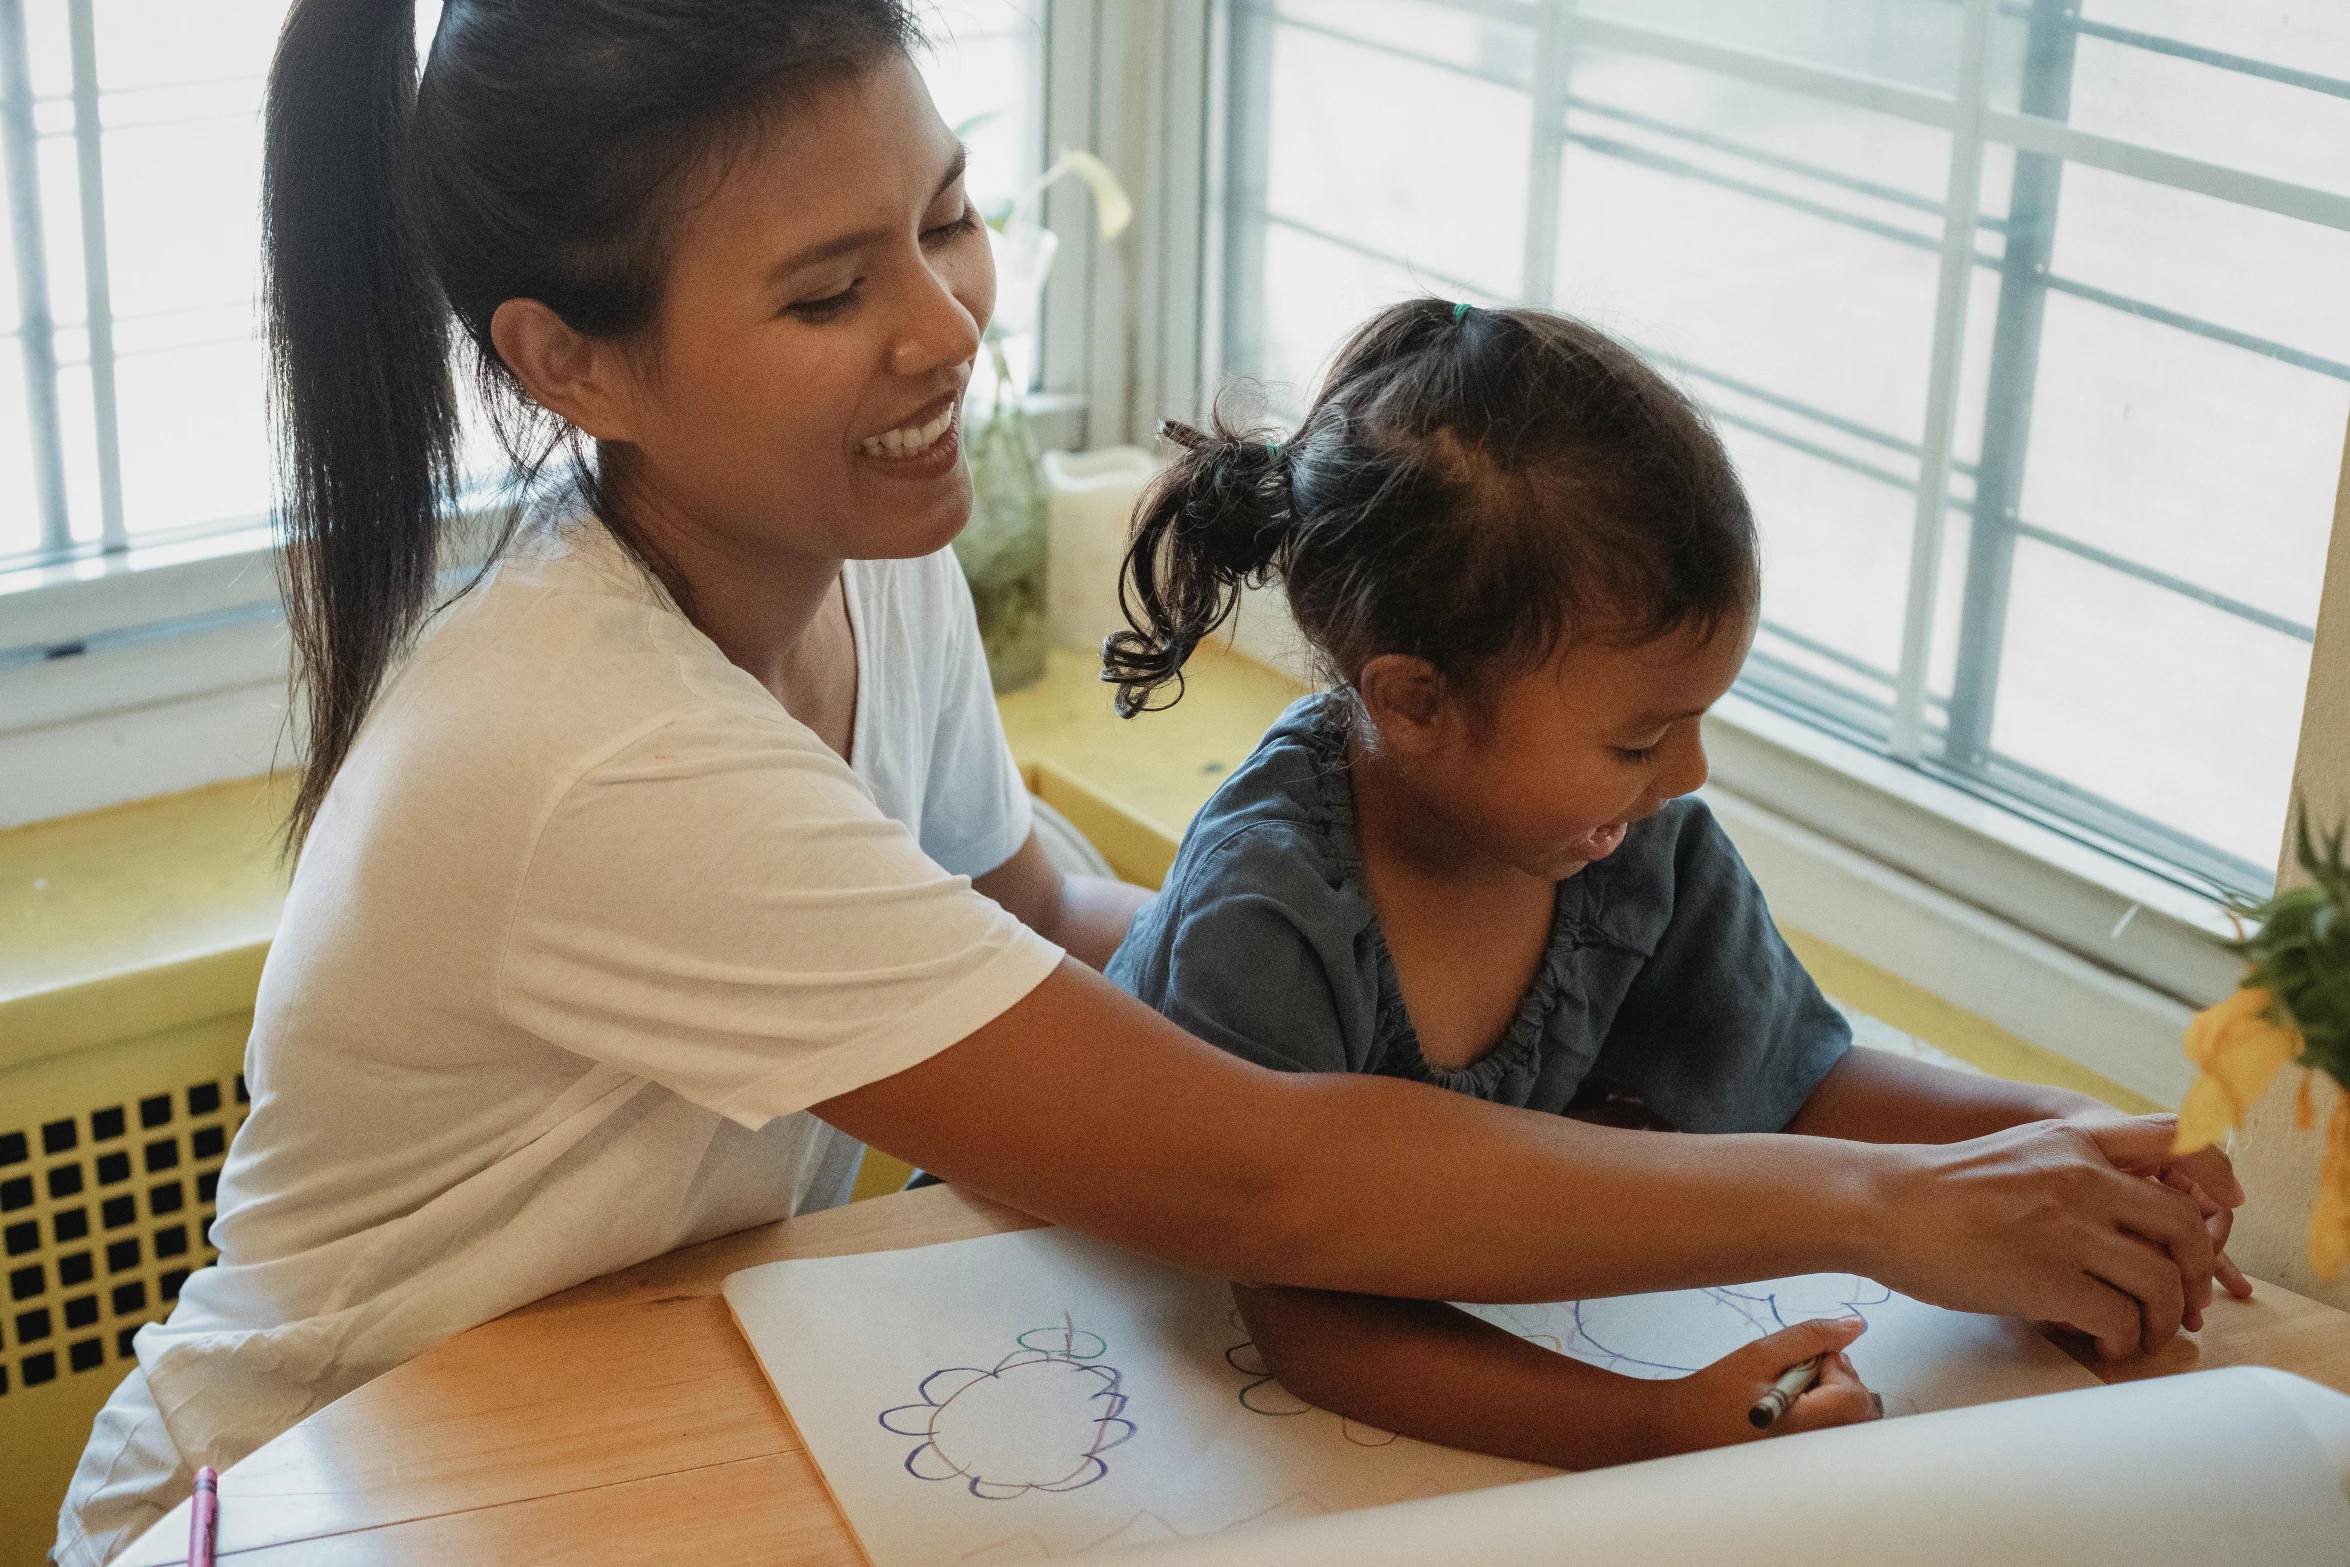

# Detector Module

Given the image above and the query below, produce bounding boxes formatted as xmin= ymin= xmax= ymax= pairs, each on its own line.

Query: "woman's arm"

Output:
xmin=1230 ymin=1285 xmax=1878 ymax=1471
xmin=1787 ymin=1047 xmax=2251 ymax=1302
xmin=973 ymin=829 xmax=1152 ymax=970
xmin=815 ymin=959 xmax=2222 ymax=1359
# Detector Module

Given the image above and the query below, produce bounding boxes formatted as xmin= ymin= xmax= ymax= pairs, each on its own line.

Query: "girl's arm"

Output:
xmin=1230 ymin=1285 xmax=1877 ymax=1470
xmin=1785 ymin=1046 xmax=2102 ymax=1142
xmin=815 ymin=959 xmax=2223 ymax=1359
xmin=1786 ymin=1048 xmax=2251 ymax=1302
xmin=972 ymin=829 xmax=1153 ymax=970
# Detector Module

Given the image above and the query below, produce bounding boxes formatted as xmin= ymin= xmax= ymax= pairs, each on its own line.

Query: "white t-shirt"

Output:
xmin=58 ymin=518 xmax=1061 ymax=1563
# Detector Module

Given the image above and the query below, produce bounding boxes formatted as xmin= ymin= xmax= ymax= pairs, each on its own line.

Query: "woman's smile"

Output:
xmin=856 ymin=391 xmax=963 ymax=478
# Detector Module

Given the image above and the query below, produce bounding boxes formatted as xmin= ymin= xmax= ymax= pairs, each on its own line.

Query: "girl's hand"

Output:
xmin=1658 ymin=1317 xmax=1882 ymax=1454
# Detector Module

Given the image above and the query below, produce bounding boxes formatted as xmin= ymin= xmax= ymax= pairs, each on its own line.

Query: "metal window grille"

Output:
xmin=0 ymin=0 xmax=261 ymax=572
xmin=0 ymin=1 xmax=1050 ymax=576
xmin=1219 ymin=0 xmax=2350 ymax=900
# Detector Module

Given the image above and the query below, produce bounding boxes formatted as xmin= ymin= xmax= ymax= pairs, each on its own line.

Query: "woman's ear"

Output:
xmin=488 ymin=298 xmax=640 ymax=442
xmin=1356 ymin=653 xmax=1449 ymax=756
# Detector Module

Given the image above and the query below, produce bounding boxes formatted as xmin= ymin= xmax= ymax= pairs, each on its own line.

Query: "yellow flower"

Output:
xmin=2313 ymin=1090 xmax=2350 ymax=1283
xmin=2174 ymin=986 xmax=2304 ymax=1155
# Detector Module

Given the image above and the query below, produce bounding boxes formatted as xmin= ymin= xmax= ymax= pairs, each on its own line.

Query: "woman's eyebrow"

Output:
xmin=768 ymin=144 xmax=970 ymax=282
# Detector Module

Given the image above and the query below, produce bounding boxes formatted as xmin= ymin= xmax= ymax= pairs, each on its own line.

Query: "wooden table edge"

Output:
xmin=115 ymin=1186 xmax=2350 ymax=1564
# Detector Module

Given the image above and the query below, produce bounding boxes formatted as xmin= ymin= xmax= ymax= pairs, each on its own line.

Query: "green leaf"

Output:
xmin=2228 ymin=795 xmax=2350 ymax=1096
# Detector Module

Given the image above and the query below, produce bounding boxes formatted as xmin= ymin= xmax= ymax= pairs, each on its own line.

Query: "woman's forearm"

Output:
xmin=820 ymin=961 xmax=1879 ymax=1300
xmin=814 ymin=960 xmax=2215 ymax=1357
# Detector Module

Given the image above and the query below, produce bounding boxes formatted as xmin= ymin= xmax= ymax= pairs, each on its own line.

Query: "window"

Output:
xmin=1219 ymin=0 xmax=2350 ymax=898
xmin=919 ymin=0 xmax=1050 ymax=408
xmin=0 ymin=0 xmax=286 ymax=569
xmin=923 ymin=2 xmax=1047 ymax=207
xmin=0 ymin=0 xmax=1044 ymax=572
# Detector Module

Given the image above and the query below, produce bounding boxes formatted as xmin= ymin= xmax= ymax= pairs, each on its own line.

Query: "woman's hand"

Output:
xmin=821 ymin=963 xmax=2238 ymax=1333
xmin=1787 ymin=1052 xmax=2249 ymax=1338
xmin=1657 ymin=1317 xmax=1882 ymax=1453
xmin=2060 ymin=1107 xmax=2253 ymax=1306
xmin=1862 ymin=1117 xmax=2218 ymax=1360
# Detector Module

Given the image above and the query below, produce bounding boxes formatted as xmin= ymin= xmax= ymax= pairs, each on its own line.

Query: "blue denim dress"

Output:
xmin=1107 ymin=693 xmax=1850 ymax=1131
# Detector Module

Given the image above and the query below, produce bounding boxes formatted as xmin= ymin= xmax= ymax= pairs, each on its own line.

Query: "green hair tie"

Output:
xmin=1452 ymin=300 xmax=1472 ymax=323
xmin=1264 ymin=440 xmax=1285 ymax=456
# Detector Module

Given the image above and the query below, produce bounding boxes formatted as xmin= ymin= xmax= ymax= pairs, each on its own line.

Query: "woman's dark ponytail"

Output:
xmin=266 ymin=0 xmax=458 ymax=847
xmin=1104 ymin=417 xmax=1294 ymax=717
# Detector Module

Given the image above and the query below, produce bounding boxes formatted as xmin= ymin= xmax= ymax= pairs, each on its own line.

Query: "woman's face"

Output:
xmin=611 ymin=54 xmax=995 ymax=564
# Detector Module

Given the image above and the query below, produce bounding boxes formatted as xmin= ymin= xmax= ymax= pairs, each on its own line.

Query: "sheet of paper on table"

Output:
xmin=722 ymin=1226 xmax=2106 ymax=1566
xmin=1084 ymin=1365 xmax=2350 ymax=1567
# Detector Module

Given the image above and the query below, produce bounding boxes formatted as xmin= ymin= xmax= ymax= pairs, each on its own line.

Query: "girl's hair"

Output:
xmin=1104 ymin=299 xmax=1759 ymax=718
xmin=264 ymin=0 xmax=917 ymax=844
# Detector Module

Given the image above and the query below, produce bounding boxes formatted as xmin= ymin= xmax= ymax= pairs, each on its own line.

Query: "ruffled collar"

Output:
xmin=1297 ymin=696 xmax=1599 ymax=1098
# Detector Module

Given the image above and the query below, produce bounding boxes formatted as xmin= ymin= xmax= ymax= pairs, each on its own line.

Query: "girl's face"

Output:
xmin=1404 ymin=610 xmax=1758 ymax=882
xmin=611 ymin=54 xmax=994 ymax=562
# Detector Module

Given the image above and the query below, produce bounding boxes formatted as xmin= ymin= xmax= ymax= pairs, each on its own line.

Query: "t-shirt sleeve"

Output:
xmin=498 ymin=706 xmax=1064 ymax=1128
xmin=1106 ymin=824 xmax=1363 ymax=1075
xmin=1591 ymin=800 xmax=1851 ymax=1133
xmin=915 ymin=550 xmax=1034 ymax=879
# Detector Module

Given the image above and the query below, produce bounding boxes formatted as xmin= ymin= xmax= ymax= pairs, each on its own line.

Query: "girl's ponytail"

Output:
xmin=265 ymin=0 xmax=459 ymax=847
xmin=1104 ymin=418 xmax=1293 ymax=717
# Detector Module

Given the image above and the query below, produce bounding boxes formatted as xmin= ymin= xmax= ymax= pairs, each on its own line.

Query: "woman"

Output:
xmin=57 ymin=2 xmax=2231 ymax=1560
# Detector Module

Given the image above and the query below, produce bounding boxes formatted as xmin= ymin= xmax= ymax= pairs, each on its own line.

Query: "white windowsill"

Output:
xmin=0 ymin=523 xmax=283 ymax=656
xmin=1702 ymin=691 xmax=2244 ymax=1012
xmin=0 ymin=429 xmax=2243 ymax=1103
xmin=0 ymin=392 xmax=1096 ymax=662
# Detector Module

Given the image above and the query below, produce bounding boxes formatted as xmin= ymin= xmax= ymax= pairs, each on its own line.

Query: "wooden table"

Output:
xmin=119 ymin=1186 xmax=2350 ymax=1565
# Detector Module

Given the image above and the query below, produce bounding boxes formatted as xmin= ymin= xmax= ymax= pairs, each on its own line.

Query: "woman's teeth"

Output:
xmin=859 ymin=405 xmax=957 ymax=460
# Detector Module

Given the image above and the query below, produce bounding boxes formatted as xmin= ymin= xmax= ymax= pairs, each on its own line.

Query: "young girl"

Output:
xmin=57 ymin=5 xmax=2227 ymax=1557
xmin=1106 ymin=299 xmax=2253 ymax=1470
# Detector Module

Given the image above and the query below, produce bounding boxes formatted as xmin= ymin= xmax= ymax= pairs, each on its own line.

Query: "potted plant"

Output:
xmin=2173 ymin=811 xmax=2350 ymax=1279
xmin=955 ymin=148 xmax=1131 ymax=692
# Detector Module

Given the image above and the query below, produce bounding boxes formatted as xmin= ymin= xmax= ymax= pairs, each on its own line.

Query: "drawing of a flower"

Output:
xmin=879 ymin=1321 xmax=1135 ymax=1500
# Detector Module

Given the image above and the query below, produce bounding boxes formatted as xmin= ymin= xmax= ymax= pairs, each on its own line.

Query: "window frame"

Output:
xmin=1205 ymin=0 xmax=2350 ymax=906
xmin=1167 ymin=0 xmax=2350 ymax=1014
xmin=0 ymin=0 xmax=1096 ymax=824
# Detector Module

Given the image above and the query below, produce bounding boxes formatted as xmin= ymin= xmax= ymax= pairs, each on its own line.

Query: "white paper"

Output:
xmin=1087 ymin=1367 xmax=2350 ymax=1567
xmin=724 ymin=1226 xmax=2102 ymax=1565
xmin=1459 ymin=1268 xmax=2096 ymax=1418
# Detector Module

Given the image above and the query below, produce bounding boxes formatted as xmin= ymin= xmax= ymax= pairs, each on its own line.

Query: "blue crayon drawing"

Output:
xmin=1499 ymin=1275 xmax=1894 ymax=1379
xmin=880 ymin=1315 xmax=1136 ymax=1500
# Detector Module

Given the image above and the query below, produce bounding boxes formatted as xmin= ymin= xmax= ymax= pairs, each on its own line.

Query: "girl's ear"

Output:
xmin=1356 ymin=653 xmax=1449 ymax=755
xmin=488 ymin=298 xmax=642 ymax=443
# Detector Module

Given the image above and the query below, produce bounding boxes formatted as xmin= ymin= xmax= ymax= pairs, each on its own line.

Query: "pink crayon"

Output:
xmin=188 ymin=1466 xmax=218 ymax=1567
